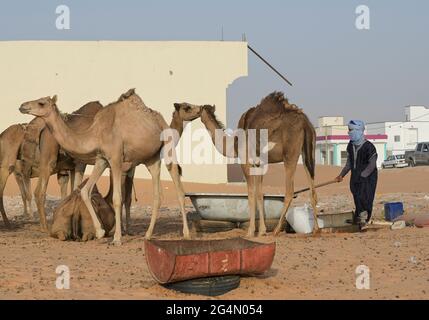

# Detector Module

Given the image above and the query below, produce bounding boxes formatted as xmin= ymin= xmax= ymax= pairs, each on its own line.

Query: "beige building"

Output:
xmin=0 ymin=41 xmax=248 ymax=183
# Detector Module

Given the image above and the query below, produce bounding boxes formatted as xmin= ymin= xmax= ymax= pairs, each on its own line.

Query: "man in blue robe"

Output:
xmin=335 ymin=120 xmax=378 ymax=229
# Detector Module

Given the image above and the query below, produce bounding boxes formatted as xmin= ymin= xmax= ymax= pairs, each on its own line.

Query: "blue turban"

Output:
xmin=348 ymin=120 xmax=365 ymax=146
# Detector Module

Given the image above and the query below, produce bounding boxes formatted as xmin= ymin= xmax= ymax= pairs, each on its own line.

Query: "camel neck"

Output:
xmin=201 ymin=111 xmax=235 ymax=158
xmin=170 ymin=112 xmax=184 ymax=137
xmin=44 ymin=108 xmax=97 ymax=155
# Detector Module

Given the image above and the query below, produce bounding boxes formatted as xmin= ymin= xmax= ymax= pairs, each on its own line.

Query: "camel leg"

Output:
xmin=255 ymin=174 xmax=267 ymax=236
xmin=104 ymin=169 xmax=113 ymax=206
xmin=124 ymin=167 xmax=135 ymax=234
xmin=34 ymin=168 xmax=51 ymax=232
xmin=57 ymin=171 xmax=69 ymax=199
xmin=303 ymin=165 xmax=320 ymax=234
xmin=22 ymin=174 xmax=33 ymax=218
xmin=242 ymin=164 xmax=257 ymax=237
xmin=80 ymin=158 xmax=108 ymax=240
xmin=0 ymin=167 xmax=11 ymax=228
xmin=167 ymin=163 xmax=190 ymax=240
xmin=14 ymin=172 xmax=30 ymax=218
xmin=273 ymin=160 xmax=298 ymax=236
xmin=110 ymin=160 xmax=123 ymax=245
xmin=73 ymin=162 xmax=86 ymax=190
xmin=69 ymin=169 xmax=75 ymax=192
xmin=145 ymin=160 xmax=161 ymax=240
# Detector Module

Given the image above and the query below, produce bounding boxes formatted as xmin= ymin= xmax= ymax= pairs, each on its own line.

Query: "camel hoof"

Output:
xmin=258 ymin=226 xmax=267 ymax=237
xmin=56 ymin=231 xmax=68 ymax=241
xmin=82 ymin=233 xmax=95 ymax=242
xmin=183 ymin=234 xmax=191 ymax=240
xmin=144 ymin=234 xmax=152 ymax=240
xmin=110 ymin=239 xmax=122 ymax=246
xmin=247 ymin=230 xmax=255 ymax=238
xmin=95 ymin=229 xmax=105 ymax=239
xmin=312 ymin=228 xmax=321 ymax=236
xmin=273 ymin=228 xmax=282 ymax=236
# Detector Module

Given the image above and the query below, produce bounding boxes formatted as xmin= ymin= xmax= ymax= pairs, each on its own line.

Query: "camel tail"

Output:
xmin=302 ymin=119 xmax=316 ymax=179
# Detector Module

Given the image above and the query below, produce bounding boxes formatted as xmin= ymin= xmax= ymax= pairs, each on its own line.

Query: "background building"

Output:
xmin=315 ymin=117 xmax=387 ymax=168
xmin=0 ymin=41 xmax=248 ymax=183
xmin=366 ymin=106 xmax=429 ymax=156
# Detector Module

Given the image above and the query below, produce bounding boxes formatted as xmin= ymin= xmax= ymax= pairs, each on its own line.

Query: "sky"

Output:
xmin=0 ymin=0 xmax=428 ymax=127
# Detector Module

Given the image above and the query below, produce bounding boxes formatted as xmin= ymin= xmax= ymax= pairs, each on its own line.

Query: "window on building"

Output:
xmin=394 ymin=135 xmax=400 ymax=142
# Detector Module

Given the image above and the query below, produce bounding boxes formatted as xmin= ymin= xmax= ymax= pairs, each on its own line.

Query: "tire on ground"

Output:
xmin=192 ymin=220 xmax=238 ymax=233
xmin=163 ymin=275 xmax=241 ymax=296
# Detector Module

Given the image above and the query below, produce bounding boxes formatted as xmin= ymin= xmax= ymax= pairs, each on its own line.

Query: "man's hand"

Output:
xmin=335 ymin=176 xmax=343 ymax=183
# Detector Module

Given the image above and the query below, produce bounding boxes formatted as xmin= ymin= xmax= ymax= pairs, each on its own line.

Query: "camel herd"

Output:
xmin=0 ymin=89 xmax=319 ymax=245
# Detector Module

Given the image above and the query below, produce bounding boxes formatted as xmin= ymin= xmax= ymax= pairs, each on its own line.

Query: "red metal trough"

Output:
xmin=144 ymin=238 xmax=276 ymax=284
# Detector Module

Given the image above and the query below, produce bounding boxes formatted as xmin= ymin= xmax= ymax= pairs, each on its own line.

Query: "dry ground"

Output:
xmin=1 ymin=165 xmax=428 ymax=300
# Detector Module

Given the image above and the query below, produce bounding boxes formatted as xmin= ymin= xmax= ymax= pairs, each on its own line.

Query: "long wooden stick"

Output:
xmin=293 ymin=180 xmax=338 ymax=196
xmin=247 ymin=45 xmax=293 ymax=87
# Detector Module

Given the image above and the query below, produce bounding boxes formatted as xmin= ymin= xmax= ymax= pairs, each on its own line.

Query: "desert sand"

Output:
xmin=0 ymin=165 xmax=428 ymax=300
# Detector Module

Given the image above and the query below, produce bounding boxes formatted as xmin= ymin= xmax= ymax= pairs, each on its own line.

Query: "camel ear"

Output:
xmin=174 ymin=103 xmax=181 ymax=111
xmin=51 ymin=95 xmax=58 ymax=104
xmin=213 ymin=105 xmax=216 ymax=112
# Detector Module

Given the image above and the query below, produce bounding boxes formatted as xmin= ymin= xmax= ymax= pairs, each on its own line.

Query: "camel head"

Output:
xmin=19 ymin=95 xmax=58 ymax=118
xmin=173 ymin=102 xmax=203 ymax=121
xmin=201 ymin=104 xmax=216 ymax=115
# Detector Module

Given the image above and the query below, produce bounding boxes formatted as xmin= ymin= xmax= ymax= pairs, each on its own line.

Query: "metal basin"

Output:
xmin=145 ymin=238 xmax=276 ymax=284
xmin=186 ymin=193 xmax=284 ymax=223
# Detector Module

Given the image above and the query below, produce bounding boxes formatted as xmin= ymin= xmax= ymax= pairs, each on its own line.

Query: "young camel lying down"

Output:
xmin=51 ymin=179 xmax=115 ymax=241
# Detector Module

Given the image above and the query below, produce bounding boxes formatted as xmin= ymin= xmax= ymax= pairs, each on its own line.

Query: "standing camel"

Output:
xmin=199 ymin=92 xmax=320 ymax=237
xmin=19 ymin=101 xmax=104 ymax=232
xmin=0 ymin=122 xmax=70 ymax=228
xmin=104 ymin=101 xmax=204 ymax=233
xmin=0 ymin=123 xmax=31 ymax=227
xmin=20 ymin=89 xmax=201 ymax=244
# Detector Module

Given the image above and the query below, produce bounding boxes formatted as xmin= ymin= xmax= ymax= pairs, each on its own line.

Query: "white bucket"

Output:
xmin=286 ymin=204 xmax=324 ymax=234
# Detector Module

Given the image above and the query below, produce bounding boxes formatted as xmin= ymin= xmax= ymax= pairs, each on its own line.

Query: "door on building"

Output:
xmin=329 ymin=151 xmax=334 ymax=165
xmin=321 ymin=151 xmax=326 ymax=165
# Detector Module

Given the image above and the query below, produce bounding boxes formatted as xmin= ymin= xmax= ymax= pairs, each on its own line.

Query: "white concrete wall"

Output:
xmin=367 ymin=121 xmax=429 ymax=155
xmin=0 ymin=41 xmax=248 ymax=183
xmin=406 ymin=105 xmax=429 ymax=121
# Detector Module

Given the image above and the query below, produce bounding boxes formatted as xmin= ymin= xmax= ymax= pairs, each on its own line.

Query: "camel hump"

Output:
xmin=261 ymin=91 xmax=302 ymax=114
xmin=117 ymin=88 xmax=136 ymax=102
xmin=72 ymin=101 xmax=103 ymax=118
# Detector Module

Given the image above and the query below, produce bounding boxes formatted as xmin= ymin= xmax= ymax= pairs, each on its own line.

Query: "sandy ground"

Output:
xmin=1 ymin=165 xmax=429 ymax=300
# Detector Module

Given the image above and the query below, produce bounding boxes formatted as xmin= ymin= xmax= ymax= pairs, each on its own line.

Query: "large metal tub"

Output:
xmin=186 ymin=193 xmax=284 ymax=223
xmin=144 ymin=238 xmax=276 ymax=284
xmin=187 ymin=193 xmax=354 ymax=230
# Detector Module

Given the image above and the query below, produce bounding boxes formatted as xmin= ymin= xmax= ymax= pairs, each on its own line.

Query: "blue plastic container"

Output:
xmin=384 ymin=202 xmax=404 ymax=221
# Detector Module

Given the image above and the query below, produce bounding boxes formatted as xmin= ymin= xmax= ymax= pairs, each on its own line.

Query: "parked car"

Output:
xmin=404 ymin=142 xmax=429 ymax=167
xmin=381 ymin=154 xmax=408 ymax=169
